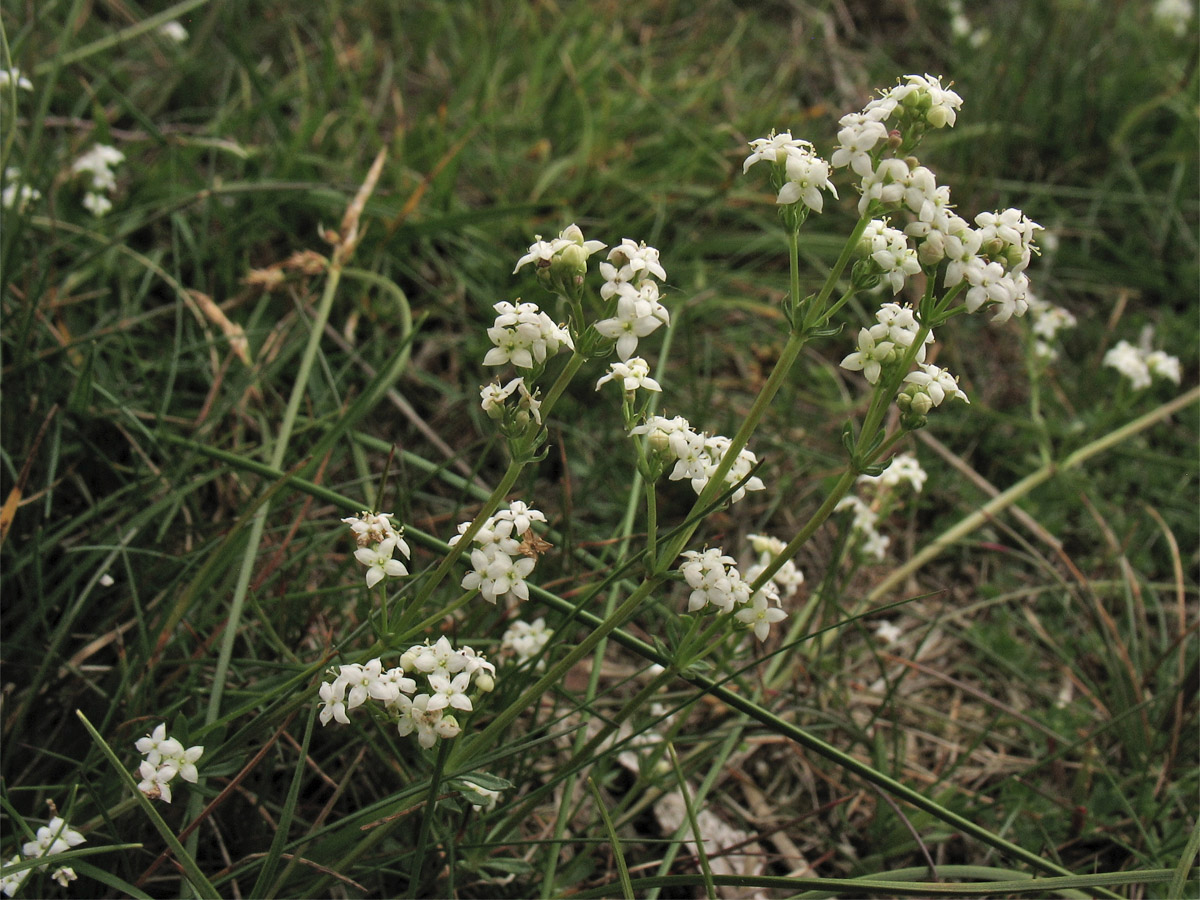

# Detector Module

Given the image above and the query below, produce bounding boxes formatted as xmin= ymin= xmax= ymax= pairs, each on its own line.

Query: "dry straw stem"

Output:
xmin=867 ymin=385 xmax=1200 ymax=604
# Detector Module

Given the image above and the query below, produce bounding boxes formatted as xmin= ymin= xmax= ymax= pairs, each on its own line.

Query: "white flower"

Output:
xmin=2 ymin=169 xmax=40 ymax=212
xmin=776 ymin=147 xmax=838 ymax=213
xmin=21 ymin=817 xmax=85 ymax=860
xmin=354 ymin=536 xmax=410 ymax=588
xmin=678 ymin=548 xmax=749 ymax=614
xmin=1104 ymin=340 xmax=1152 ymax=389
xmin=480 ymin=377 xmax=522 ymax=417
xmin=462 ymin=547 xmax=536 ymax=603
xmin=483 ymin=300 xmax=570 ymax=369
xmin=1145 ymin=350 xmax=1181 ymax=384
xmin=513 ymin=223 xmax=605 ymax=273
xmin=1154 ymin=0 xmax=1194 ymax=35
xmin=874 ymin=620 xmax=902 ymax=644
xmin=158 ymin=20 xmax=189 ymax=42
xmin=427 ymin=671 xmax=474 ymax=713
xmin=701 ymin=436 xmax=765 ymax=503
xmin=831 ymin=114 xmax=888 ymax=176
xmin=595 ymin=357 xmax=662 ymax=393
xmin=83 ymin=191 xmax=113 ymax=217
xmin=864 ymin=223 xmax=921 ymax=294
xmin=1028 ymin=294 xmax=1077 ymax=342
xmin=734 ymin=590 xmax=787 ymax=641
xmin=136 ymin=723 xmax=171 ymax=763
xmin=743 ymin=131 xmax=814 ymax=173
xmin=51 ymin=866 xmax=77 ymax=888
xmin=594 ymin=292 xmax=665 ymax=361
xmin=1 ymin=855 xmax=28 ymax=898
xmin=840 ymin=324 xmax=896 ymax=385
xmin=904 ymin=363 xmax=969 ymax=406
xmin=501 ymin=617 xmax=553 ymax=667
xmin=494 ymin=500 xmax=546 ymax=536
xmin=318 ymin=679 xmax=350 ymax=725
xmin=858 ymin=158 xmax=911 ymax=216
xmin=138 ymin=759 xmax=177 ymax=802
xmin=72 ymin=144 xmax=125 ymax=192
xmin=599 ymin=239 xmax=667 ymax=299
xmin=745 ymin=534 xmax=804 ymax=598
xmin=861 ymin=528 xmax=891 ymax=561
xmin=0 ymin=68 xmax=32 ymax=91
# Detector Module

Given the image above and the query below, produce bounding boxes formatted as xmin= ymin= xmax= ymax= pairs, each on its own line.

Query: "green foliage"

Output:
xmin=1 ymin=1 xmax=1195 ymax=898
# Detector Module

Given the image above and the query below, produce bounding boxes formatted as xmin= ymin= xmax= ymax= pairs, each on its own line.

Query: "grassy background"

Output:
xmin=2 ymin=0 xmax=1196 ymax=897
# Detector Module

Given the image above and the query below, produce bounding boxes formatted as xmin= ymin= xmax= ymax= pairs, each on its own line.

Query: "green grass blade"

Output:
xmin=75 ymin=711 xmax=220 ymax=899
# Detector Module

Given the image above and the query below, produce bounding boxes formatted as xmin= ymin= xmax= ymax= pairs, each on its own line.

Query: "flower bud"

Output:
xmin=648 ymin=428 xmax=671 ymax=455
xmin=926 ymin=105 xmax=952 ymax=128
xmin=474 ymin=672 xmax=495 ymax=692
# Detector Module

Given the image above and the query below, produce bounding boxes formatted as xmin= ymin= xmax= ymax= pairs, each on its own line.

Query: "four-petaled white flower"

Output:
xmin=354 ymin=536 xmax=410 ymax=588
xmin=595 ymin=357 xmax=662 ymax=394
xmin=735 ymin=590 xmax=788 ymax=641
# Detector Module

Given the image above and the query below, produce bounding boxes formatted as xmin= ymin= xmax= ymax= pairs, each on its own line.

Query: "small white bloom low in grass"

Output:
xmin=134 ymin=724 xmax=203 ymax=803
xmin=3 ymin=813 xmax=86 ymax=897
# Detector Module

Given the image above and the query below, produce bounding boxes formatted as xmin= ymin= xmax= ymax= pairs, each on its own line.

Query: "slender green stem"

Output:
xmin=206 ymin=262 xmax=344 ymax=727
xmin=677 ymin=215 xmax=871 ymax=543
xmin=667 ymin=744 xmax=715 ymax=900
xmin=407 ymin=739 xmax=452 ymax=899
xmin=749 ymin=466 xmax=859 ymax=594
xmin=588 ymin=776 xmax=635 ymax=900
xmin=410 ymin=351 xmax=587 ymax=610
xmin=865 ymin=384 xmax=1200 ymax=603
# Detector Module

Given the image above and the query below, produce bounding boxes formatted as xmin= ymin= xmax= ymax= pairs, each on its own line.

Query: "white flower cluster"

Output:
xmin=630 ymin=415 xmax=765 ymax=504
xmin=1027 ymin=292 xmax=1078 ymax=361
xmin=744 ymin=533 xmax=805 ymax=599
xmin=857 ymin=451 xmax=928 ymax=494
xmin=858 ymin=218 xmax=921 ymax=294
xmin=342 ymin=511 xmax=410 ymax=589
xmin=514 ymin=223 xmax=606 ymax=275
xmin=71 ymin=144 xmax=125 ymax=218
xmin=483 ymin=300 xmax=573 ymax=370
xmin=832 ymin=75 xmax=963 ymax=177
xmin=1103 ymin=327 xmax=1182 ymax=390
xmin=836 ymin=452 xmax=928 ymax=561
xmin=2 ymin=168 xmax=40 ymax=212
xmin=595 ymin=356 xmax=662 ymax=394
xmin=135 ymin=723 xmax=203 ymax=804
xmin=501 ymin=616 xmax=553 ymax=669
xmin=480 ymin=375 xmax=542 ymax=425
xmin=824 ymin=77 xmax=1041 ymax=323
xmin=743 ymin=132 xmax=839 ymax=213
xmin=834 ymin=495 xmax=891 ymax=561
xmin=318 ymin=639 xmax=496 ymax=749
xmin=678 ymin=548 xmax=786 ymax=641
xmin=595 ymin=240 xmax=670 ymax=361
xmin=840 ymin=301 xmax=933 ymax=385
xmin=451 ymin=501 xmax=547 ymax=604
xmin=2 ymin=815 xmax=85 ymax=896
